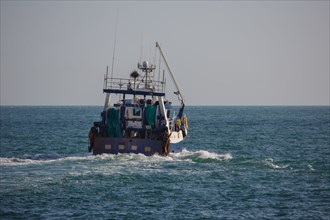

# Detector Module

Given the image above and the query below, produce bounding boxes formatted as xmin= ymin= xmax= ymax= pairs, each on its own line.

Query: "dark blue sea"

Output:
xmin=1 ymin=106 xmax=329 ymax=219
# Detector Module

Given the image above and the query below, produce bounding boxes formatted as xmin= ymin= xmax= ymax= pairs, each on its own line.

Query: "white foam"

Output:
xmin=264 ymin=158 xmax=289 ymax=169
xmin=0 ymin=157 xmax=39 ymax=165
xmin=0 ymin=155 xmax=95 ymax=166
xmin=0 ymin=150 xmax=232 ymax=166
xmin=307 ymin=164 xmax=315 ymax=171
xmin=171 ymin=149 xmax=233 ymax=162
xmin=196 ymin=150 xmax=232 ymax=161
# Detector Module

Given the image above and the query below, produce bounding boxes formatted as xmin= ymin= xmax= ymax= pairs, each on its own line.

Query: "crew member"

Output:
xmin=88 ymin=126 xmax=97 ymax=152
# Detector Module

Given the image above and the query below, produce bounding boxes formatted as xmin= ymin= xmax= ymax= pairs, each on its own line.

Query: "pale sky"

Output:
xmin=1 ymin=1 xmax=329 ymax=106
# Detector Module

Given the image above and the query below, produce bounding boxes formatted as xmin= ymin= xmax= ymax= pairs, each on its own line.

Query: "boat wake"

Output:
xmin=0 ymin=149 xmax=232 ymax=166
xmin=170 ymin=149 xmax=233 ymax=163
xmin=0 ymin=153 xmax=96 ymax=166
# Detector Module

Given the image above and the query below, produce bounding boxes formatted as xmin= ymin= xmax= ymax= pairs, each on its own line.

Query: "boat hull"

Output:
xmin=92 ymin=132 xmax=185 ymax=156
xmin=169 ymin=141 xmax=184 ymax=154
xmin=93 ymin=137 xmax=164 ymax=156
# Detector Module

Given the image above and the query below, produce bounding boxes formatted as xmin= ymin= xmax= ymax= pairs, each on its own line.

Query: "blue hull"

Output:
xmin=93 ymin=137 xmax=163 ymax=156
xmin=92 ymin=137 xmax=184 ymax=156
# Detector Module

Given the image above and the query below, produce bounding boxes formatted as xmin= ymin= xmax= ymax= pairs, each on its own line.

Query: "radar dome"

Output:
xmin=143 ymin=61 xmax=149 ymax=68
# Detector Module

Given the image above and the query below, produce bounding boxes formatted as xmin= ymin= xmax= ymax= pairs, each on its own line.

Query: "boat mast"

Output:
xmin=156 ymin=42 xmax=185 ymax=105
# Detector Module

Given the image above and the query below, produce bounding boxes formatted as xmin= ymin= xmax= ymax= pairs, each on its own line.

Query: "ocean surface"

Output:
xmin=0 ymin=106 xmax=329 ymax=219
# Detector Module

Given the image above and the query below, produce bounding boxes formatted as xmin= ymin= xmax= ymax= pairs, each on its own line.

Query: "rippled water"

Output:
xmin=1 ymin=106 xmax=329 ymax=219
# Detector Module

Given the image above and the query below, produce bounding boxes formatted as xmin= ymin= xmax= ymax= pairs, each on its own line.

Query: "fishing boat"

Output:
xmin=88 ymin=42 xmax=188 ymax=156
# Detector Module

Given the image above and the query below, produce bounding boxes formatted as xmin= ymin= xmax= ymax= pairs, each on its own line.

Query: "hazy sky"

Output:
xmin=1 ymin=1 xmax=329 ymax=105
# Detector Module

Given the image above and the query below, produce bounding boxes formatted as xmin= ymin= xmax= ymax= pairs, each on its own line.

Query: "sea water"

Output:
xmin=0 ymin=106 xmax=329 ymax=219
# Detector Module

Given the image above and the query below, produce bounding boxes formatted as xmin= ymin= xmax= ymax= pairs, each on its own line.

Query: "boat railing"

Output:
xmin=104 ymin=77 xmax=166 ymax=93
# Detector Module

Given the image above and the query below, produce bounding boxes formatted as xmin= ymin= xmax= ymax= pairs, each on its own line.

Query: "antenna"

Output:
xmin=139 ymin=36 xmax=143 ymax=64
xmin=110 ymin=10 xmax=119 ymax=80
xmin=103 ymin=10 xmax=118 ymax=111
xmin=103 ymin=66 xmax=110 ymax=110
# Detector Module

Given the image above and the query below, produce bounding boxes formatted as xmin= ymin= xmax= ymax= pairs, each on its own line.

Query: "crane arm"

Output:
xmin=156 ymin=42 xmax=185 ymax=105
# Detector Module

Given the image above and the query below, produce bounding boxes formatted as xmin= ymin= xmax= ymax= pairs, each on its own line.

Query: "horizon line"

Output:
xmin=1 ymin=104 xmax=329 ymax=107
